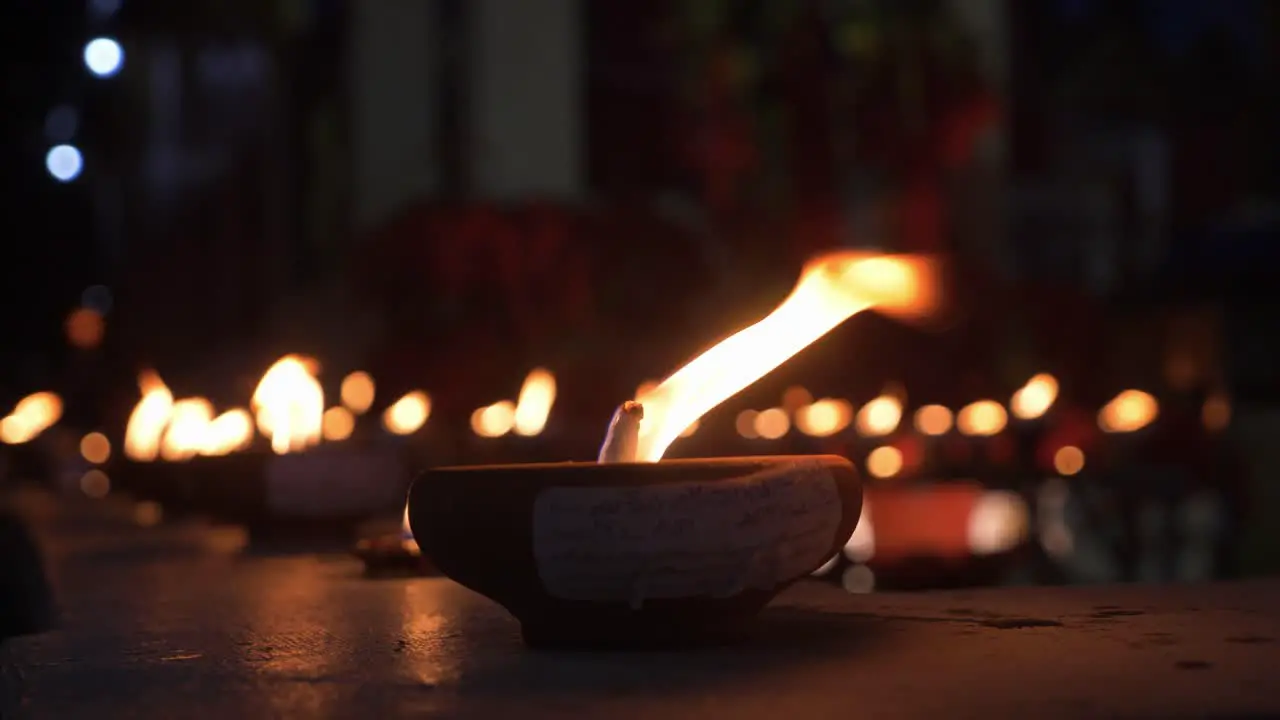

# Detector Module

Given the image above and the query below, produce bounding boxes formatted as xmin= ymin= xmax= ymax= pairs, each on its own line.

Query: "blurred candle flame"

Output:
xmin=0 ymin=391 xmax=63 ymax=444
xmin=631 ymin=253 xmax=937 ymax=462
xmin=252 ymin=355 xmax=324 ymax=455
xmin=913 ymin=404 xmax=953 ymax=436
xmin=957 ymin=400 xmax=1008 ymax=437
xmin=124 ymin=371 xmax=174 ymax=461
xmin=323 ymin=406 xmax=356 ymax=442
xmin=382 ymin=391 xmax=430 ymax=435
xmin=753 ymin=407 xmax=790 ymax=440
xmin=201 ymin=408 xmax=254 ymax=456
xmin=470 ymin=400 xmax=516 ymax=438
xmin=795 ymin=398 xmax=853 ymax=437
xmin=340 ymin=371 xmax=376 ymax=415
xmin=513 ymin=368 xmax=556 ymax=437
xmin=1098 ymin=389 xmax=1158 ymax=433
xmin=866 ymin=445 xmax=904 ymax=479
xmin=160 ymin=397 xmax=215 ymax=462
xmin=856 ymin=395 xmax=903 ymax=437
xmin=1010 ymin=373 xmax=1059 ymax=420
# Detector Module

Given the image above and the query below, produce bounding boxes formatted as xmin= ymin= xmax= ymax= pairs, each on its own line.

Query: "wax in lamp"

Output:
xmin=408 ymin=252 xmax=938 ymax=649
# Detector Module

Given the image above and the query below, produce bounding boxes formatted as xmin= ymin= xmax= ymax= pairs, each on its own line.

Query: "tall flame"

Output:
xmin=631 ymin=253 xmax=936 ymax=462
xmin=513 ymin=368 xmax=556 ymax=437
xmin=251 ymin=355 xmax=324 ymax=455
xmin=160 ymin=397 xmax=215 ymax=462
xmin=124 ymin=372 xmax=174 ymax=461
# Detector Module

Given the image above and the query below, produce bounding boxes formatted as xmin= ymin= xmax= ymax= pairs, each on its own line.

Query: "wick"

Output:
xmin=597 ymin=401 xmax=644 ymax=464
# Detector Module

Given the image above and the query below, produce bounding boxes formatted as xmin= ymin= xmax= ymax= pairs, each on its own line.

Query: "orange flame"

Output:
xmin=252 ymin=355 xmax=324 ymax=454
xmin=1098 ymin=389 xmax=1158 ymax=433
xmin=0 ymin=391 xmax=63 ymax=444
xmin=124 ymin=372 xmax=174 ymax=461
xmin=383 ymin=391 xmax=431 ymax=435
xmin=470 ymin=400 xmax=516 ymax=438
xmin=340 ymin=371 xmax=376 ymax=415
xmin=630 ymin=253 xmax=934 ymax=462
xmin=323 ymin=406 xmax=356 ymax=441
xmin=513 ymin=368 xmax=556 ymax=437
xmin=957 ymin=400 xmax=1008 ymax=437
xmin=1010 ymin=373 xmax=1058 ymax=420
xmin=913 ymin=405 xmax=953 ymax=436
xmin=855 ymin=395 xmax=903 ymax=437
xmin=795 ymin=398 xmax=853 ymax=438
xmin=160 ymin=397 xmax=215 ymax=462
xmin=202 ymin=408 xmax=254 ymax=456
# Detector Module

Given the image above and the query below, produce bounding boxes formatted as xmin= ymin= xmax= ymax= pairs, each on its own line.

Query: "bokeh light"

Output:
xmin=66 ymin=307 xmax=105 ymax=349
xmin=80 ymin=432 xmax=112 ymax=464
xmin=46 ymin=144 xmax=83 ymax=182
xmin=84 ymin=37 xmax=125 ymax=77
xmin=866 ymin=445 xmax=904 ymax=479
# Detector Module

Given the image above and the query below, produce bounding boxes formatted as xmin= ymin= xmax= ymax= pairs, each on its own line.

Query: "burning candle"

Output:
xmin=1008 ymin=373 xmax=1060 ymax=493
xmin=110 ymin=358 xmax=409 ymax=537
xmin=0 ymin=392 xmax=64 ymax=445
xmin=912 ymin=403 xmax=953 ymax=476
xmin=408 ymin=252 xmax=938 ymax=649
xmin=512 ymin=368 xmax=556 ymax=437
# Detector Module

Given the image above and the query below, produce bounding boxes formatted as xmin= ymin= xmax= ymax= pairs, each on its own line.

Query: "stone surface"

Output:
xmin=4 ymin=491 xmax=1280 ymax=719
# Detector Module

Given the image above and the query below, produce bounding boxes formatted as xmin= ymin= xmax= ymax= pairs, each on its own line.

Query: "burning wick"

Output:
xmin=597 ymin=401 xmax=644 ymax=463
xmin=598 ymin=252 xmax=936 ymax=464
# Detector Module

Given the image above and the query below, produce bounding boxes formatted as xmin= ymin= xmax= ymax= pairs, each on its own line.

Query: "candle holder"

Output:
xmin=352 ymin=532 xmax=437 ymax=577
xmin=110 ymin=458 xmax=200 ymax=515
xmin=187 ymin=445 xmax=407 ymax=543
xmin=407 ymin=454 xmax=861 ymax=650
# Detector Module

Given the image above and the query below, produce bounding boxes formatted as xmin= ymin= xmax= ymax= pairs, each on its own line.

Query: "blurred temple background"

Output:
xmin=3 ymin=0 xmax=1280 ymax=589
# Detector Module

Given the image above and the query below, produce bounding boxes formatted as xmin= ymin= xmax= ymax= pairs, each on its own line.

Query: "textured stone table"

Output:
xmin=5 ymin=492 xmax=1280 ymax=719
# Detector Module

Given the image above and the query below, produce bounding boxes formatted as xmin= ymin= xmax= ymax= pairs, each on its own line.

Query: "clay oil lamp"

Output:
xmin=190 ymin=356 xmax=406 ymax=541
xmin=354 ymin=503 xmax=438 ymax=577
xmin=110 ymin=371 xmax=199 ymax=510
xmin=408 ymin=252 xmax=939 ymax=649
xmin=112 ymin=361 xmax=407 ymax=540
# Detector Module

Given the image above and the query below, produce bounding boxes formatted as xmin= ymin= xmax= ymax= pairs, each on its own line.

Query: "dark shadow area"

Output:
xmin=445 ymin=607 xmax=894 ymax=698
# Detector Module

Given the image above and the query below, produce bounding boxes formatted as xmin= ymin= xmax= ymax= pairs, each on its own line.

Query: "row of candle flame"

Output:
xmin=732 ymin=374 xmax=1162 ymax=442
xmin=0 ymin=357 xmax=556 ymax=462
xmin=1 ymin=252 xmax=1221 ymax=471
xmin=1 ymin=362 xmax=1187 ymax=468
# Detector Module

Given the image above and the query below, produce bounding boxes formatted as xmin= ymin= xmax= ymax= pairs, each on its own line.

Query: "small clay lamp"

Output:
xmin=408 ymin=252 xmax=939 ymax=649
xmin=410 ymin=451 xmax=859 ymax=649
xmin=354 ymin=506 xmax=438 ymax=577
